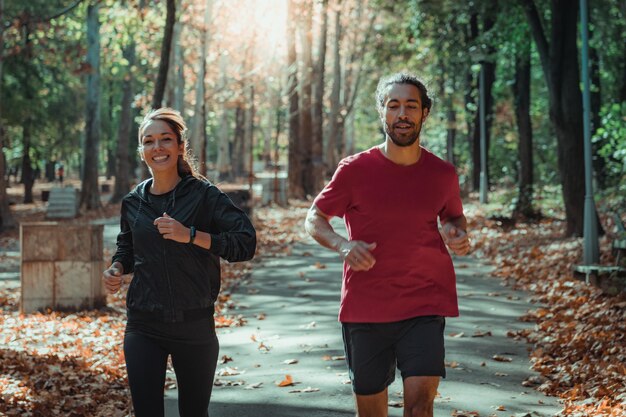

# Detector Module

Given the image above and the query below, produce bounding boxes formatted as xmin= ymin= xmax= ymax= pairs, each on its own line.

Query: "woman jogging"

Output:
xmin=102 ymin=107 xmax=256 ymax=417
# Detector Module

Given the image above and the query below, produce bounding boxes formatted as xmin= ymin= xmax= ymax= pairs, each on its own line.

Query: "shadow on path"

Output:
xmin=163 ymin=228 xmax=562 ymax=417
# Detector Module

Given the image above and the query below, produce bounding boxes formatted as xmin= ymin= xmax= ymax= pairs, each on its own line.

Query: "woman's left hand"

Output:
xmin=154 ymin=212 xmax=191 ymax=243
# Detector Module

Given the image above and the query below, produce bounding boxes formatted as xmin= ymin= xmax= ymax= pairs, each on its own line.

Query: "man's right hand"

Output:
xmin=339 ymin=241 xmax=377 ymax=271
xmin=102 ymin=262 xmax=123 ymax=294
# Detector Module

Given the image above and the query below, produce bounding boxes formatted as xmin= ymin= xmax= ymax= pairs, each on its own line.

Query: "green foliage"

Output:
xmin=593 ymin=102 xmax=626 ymax=193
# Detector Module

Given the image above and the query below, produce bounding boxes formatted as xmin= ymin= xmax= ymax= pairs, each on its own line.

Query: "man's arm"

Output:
xmin=305 ymin=205 xmax=377 ymax=271
xmin=440 ymin=214 xmax=470 ymax=256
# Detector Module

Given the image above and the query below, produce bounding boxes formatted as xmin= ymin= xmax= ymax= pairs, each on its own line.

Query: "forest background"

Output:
xmin=0 ymin=1 xmax=625 ymax=416
xmin=0 ymin=0 xmax=624 ymax=234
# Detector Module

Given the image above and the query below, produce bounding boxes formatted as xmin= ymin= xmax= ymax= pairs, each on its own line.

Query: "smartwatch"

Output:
xmin=189 ymin=226 xmax=196 ymax=244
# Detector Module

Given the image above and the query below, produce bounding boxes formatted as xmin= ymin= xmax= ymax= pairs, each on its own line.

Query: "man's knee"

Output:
xmin=406 ymin=401 xmax=434 ymax=417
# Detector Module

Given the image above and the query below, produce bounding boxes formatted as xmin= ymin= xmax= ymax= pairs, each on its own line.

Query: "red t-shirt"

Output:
xmin=314 ymin=146 xmax=464 ymax=323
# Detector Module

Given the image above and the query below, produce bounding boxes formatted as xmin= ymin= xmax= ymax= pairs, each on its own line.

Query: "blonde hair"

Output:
xmin=138 ymin=107 xmax=201 ymax=178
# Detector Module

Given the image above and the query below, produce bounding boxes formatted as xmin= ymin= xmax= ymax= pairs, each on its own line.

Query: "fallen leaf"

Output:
xmin=451 ymin=410 xmax=480 ymax=417
xmin=219 ymin=355 xmax=233 ymax=364
xmin=313 ymin=262 xmax=326 ymax=269
xmin=492 ymin=354 xmax=513 ymax=362
xmin=388 ymin=400 xmax=403 ymax=408
xmin=277 ymin=374 xmax=294 ymax=387
xmin=289 ymin=386 xmax=319 ymax=393
xmin=449 ymin=332 xmax=465 ymax=338
xmin=217 ymin=367 xmax=242 ymax=376
xmin=244 ymin=382 xmax=263 ymax=389
xmin=283 ymin=359 xmax=299 ymax=365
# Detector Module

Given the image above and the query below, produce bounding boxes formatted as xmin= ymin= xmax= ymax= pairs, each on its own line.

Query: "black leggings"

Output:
xmin=124 ymin=331 xmax=219 ymax=417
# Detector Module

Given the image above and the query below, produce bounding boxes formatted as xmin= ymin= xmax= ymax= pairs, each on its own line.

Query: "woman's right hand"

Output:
xmin=102 ymin=262 xmax=123 ymax=294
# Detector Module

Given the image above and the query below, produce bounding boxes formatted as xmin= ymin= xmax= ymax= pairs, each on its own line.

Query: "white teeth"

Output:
xmin=153 ymin=155 xmax=168 ymax=161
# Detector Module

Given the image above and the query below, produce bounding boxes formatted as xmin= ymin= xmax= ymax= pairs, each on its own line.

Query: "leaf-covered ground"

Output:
xmin=467 ymin=203 xmax=626 ymax=417
xmin=1 ymin=198 xmax=624 ymax=416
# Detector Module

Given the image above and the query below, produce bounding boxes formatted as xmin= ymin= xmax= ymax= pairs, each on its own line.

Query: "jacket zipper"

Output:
xmin=163 ymin=196 xmax=176 ymax=321
xmin=163 ymin=245 xmax=175 ymax=322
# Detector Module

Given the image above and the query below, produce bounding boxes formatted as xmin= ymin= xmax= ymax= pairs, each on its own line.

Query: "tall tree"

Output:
xmin=326 ymin=2 xmax=341 ymax=176
xmin=151 ymin=0 xmax=176 ymax=108
xmin=299 ymin=1 xmax=314 ymax=196
xmin=80 ymin=2 xmax=102 ymax=210
xmin=165 ymin=0 xmax=183 ymax=110
xmin=216 ymin=52 xmax=232 ymax=181
xmin=470 ymin=2 xmax=497 ymax=191
xmin=110 ymin=41 xmax=136 ymax=204
xmin=20 ymin=21 xmax=35 ymax=204
xmin=190 ymin=0 xmax=212 ymax=176
xmin=512 ymin=33 xmax=534 ymax=218
xmin=0 ymin=0 xmax=15 ymax=230
xmin=520 ymin=0 xmax=596 ymax=236
xmin=286 ymin=0 xmax=303 ymax=198
xmin=334 ymin=0 xmax=375 ymax=160
xmin=311 ymin=0 xmax=329 ymax=193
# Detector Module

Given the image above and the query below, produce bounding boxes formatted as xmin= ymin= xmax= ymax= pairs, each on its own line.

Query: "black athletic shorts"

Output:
xmin=341 ymin=315 xmax=446 ymax=395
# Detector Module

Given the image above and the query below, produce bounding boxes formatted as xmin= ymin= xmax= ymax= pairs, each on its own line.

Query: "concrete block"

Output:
xmin=20 ymin=223 xmax=105 ymax=313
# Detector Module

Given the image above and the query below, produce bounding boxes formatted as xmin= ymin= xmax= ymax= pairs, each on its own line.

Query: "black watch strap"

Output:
xmin=189 ymin=226 xmax=196 ymax=244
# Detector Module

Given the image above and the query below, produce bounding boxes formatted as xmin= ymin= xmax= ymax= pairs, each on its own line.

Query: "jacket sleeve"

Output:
xmin=112 ymin=201 xmax=135 ymax=274
xmin=208 ymin=192 xmax=257 ymax=262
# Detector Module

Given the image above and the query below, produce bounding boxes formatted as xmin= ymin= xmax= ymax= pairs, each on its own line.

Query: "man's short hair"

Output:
xmin=375 ymin=73 xmax=433 ymax=113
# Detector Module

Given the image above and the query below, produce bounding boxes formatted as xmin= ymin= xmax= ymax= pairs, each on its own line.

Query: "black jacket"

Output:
xmin=112 ymin=175 xmax=256 ymax=322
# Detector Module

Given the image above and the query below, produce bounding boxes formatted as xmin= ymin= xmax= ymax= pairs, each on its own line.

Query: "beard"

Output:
xmin=384 ymin=121 xmax=422 ymax=147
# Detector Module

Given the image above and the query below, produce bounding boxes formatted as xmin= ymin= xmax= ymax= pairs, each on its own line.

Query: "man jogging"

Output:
xmin=305 ymin=73 xmax=469 ymax=417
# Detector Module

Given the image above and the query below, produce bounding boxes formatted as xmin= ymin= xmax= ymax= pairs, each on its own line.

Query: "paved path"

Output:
xmin=163 ymin=225 xmax=562 ymax=417
xmin=1 ymin=218 xmax=562 ymax=416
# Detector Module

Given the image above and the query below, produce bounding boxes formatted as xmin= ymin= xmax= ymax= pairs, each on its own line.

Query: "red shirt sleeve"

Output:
xmin=313 ymin=159 xmax=352 ymax=218
xmin=438 ymin=170 xmax=464 ymax=223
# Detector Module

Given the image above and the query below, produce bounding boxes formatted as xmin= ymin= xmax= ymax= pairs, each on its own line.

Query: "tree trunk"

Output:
xmin=326 ymin=4 xmax=341 ymax=176
xmin=471 ymin=9 xmax=496 ymax=191
xmin=216 ymin=54 xmax=231 ymax=181
xmin=471 ymin=60 xmax=495 ymax=190
xmin=311 ymin=0 xmax=328 ymax=193
xmin=152 ymin=0 xmax=176 ymax=109
xmin=233 ymin=105 xmax=245 ymax=177
xmin=111 ymin=41 xmax=135 ymax=204
xmin=464 ymin=11 xmax=478 ymax=181
xmin=287 ymin=0 xmax=303 ymax=198
xmin=345 ymin=111 xmax=355 ymax=156
xmin=522 ymin=0 xmax=597 ymax=236
xmin=0 ymin=0 xmax=16 ymax=230
xmin=81 ymin=2 xmax=102 ymax=210
xmin=243 ymin=84 xmax=254 ymax=179
xmin=190 ymin=0 xmax=211 ymax=176
xmin=165 ymin=0 xmax=182 ymax=108
xmin=191 ymin=58 xmax=206 ymax=172
xmin=299 ymin=3 xmax=314 ymax=196
xmin=21 ymin=126 xmax=34 ymax=204
xmin=589 ymin=42 xmax=606 ymax=189
xmin=446 ymin=107 xmax=456 ymax=166
xmin=263 ymin=103 xmax=273 ymax=167
xmin=512 ymin=39 xmax=534 ymax=218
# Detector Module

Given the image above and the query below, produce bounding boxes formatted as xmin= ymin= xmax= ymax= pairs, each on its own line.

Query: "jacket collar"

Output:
xmin=131 ymin=174 xmax=196 ymax=204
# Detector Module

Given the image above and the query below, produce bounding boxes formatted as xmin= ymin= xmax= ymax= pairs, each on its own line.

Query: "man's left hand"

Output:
xmin=154 ymin=212 xmax=190 ymax=243
xmin=442 ymin=223 xmax=470 ymax=256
